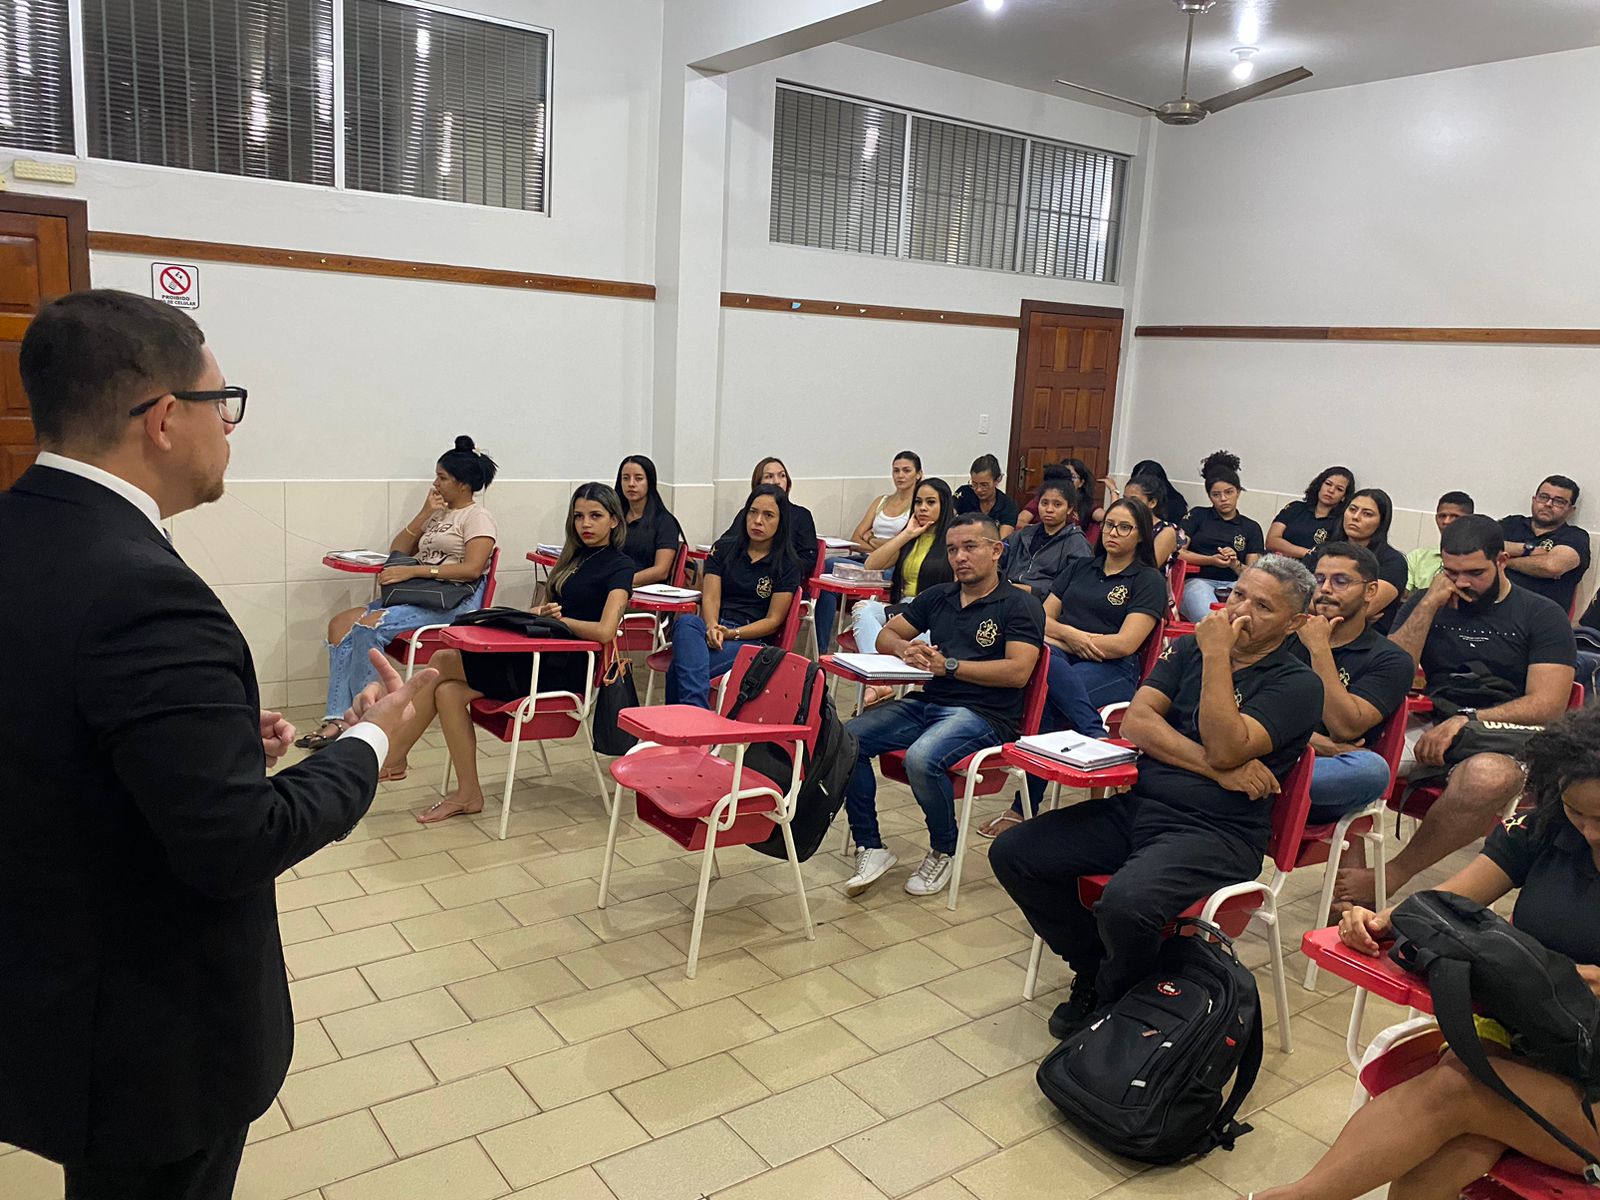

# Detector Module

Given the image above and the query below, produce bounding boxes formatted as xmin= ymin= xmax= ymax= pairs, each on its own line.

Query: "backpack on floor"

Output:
xmin=722 ymin=647 xmax=858 ymax=863
xmin=1036 ymin=918 xmax=1263 ymax=1165
xmin=1389 ymin=889 xmax=1600 ymax=1183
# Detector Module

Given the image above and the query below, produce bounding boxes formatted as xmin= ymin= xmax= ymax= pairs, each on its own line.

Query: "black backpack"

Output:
xmin=1389 ymin=889 xmax=1600 ymax=1183
xmin=1036 ymin=919 xmax=1263 ymax=1165
xmin=722 ymin=647 xmax=858 ymax=863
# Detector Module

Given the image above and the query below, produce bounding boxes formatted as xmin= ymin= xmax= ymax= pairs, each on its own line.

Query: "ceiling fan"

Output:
xmin=1053 ymin=0 xmax=1312 ymax=127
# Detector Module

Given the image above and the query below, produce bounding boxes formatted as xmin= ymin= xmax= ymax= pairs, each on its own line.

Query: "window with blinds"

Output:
xmin=0 ymin=0 xmax=75 ymax=155
xmin=771 ymin=84 xmax=1127 ymax=284
xmin=345 ymin=0 xmax=549 ymax=212
xmin=82 ymin=0 xmax=335 ymax=184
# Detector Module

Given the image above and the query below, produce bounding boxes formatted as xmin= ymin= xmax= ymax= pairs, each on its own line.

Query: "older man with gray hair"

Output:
xmin=992 ymin=555 xmax=1325 ymax=1038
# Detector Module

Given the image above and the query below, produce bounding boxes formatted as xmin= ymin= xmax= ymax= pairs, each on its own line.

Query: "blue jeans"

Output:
xmin=1308 ymin=749 xmax=1394 ymax=823
xmin=1180 ymin=576 xmax=1232 ymax=622
xmin=844 ymin=700 xmax=999 ymax=854
xmin=1015 ymin=652 xmax=1139 ymax=813
xmin=850 ymin=599 xmax=929 ymax=653
xmin=812 ymin=554 xmax=862 ymax=653
xmin=323 ymin=584 xmax=486 ymax=720
xmin=665 ymin=613 xmax=760 ymax=708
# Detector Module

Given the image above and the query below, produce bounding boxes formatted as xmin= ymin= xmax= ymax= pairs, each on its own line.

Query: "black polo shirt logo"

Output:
xmin=1107 ymin=584 xmax=1129 ymax=607
xmin=1159 ymin=642 xmax=1174 ymax=661
xmin=1338 ymin=667 xmax=1351 ymax=686
xmin=1539 ymin=539 xmax=1556 ymax=552
xmin=1503 ymin=812 xmax=1529 ymax=830
xmin=756 ymin=576 xmax=773 ymax=599
xmin=975 ymin=618 xmax=999 ymax=648
xmin=1232 ymin=533 xmax=1247 ymax=552
xmin=1314 ymin=527 xmax=1328 ymax=544
xmin=1234 ymin=688 xmax=1243 ymax=708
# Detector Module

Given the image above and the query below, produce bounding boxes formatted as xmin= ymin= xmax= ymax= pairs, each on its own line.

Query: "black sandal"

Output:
xmin=293 ymin=720 xmax=346 ymax=751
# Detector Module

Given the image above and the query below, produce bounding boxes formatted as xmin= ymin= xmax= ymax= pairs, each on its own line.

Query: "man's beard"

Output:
xmin=1457 ymin=571 xmax=1502 ymax=614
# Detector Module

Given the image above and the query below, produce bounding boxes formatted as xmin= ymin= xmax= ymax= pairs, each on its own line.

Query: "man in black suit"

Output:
xmin=0 ymin=290 xmax=436 ymax=1199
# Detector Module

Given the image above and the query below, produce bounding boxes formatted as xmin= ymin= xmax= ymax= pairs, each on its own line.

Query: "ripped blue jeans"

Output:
xmin=322 ymin=584 xmax=486 ymax=720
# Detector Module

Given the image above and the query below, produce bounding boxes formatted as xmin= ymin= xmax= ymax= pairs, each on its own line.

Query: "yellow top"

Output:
xmin=901 ymin=532 xmax=935 ymax=598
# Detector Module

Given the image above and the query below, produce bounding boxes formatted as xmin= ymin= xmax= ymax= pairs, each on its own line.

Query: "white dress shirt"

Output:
xmin=31 ymin=454 xmax=386 ymax=766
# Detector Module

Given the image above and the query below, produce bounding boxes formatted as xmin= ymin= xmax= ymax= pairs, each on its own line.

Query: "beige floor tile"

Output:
xmin=480 ymin=1094 xmax=649 ymax=1188
xmin=730 ymin=1017 xmax=877 ymax=1092
xmin=277 ymin=1043 xmax=435 ymax=1128
xmin=725 ymin=1075 xmax=882 ymax=1167
xmin=511 ymin=1030 xmax=665 ymax=1110
xmin=925 ymin=962 xmax=1031 ymax=1019
xmin=607 ymin=859 xmax=706 ymax=904
xmin=835 ymin=903 xmax=955 ymax=951
xmin=290 ymin=1019 xmax=340 ymax=1073
xmin=235 ymin=1111 xmax=395 ymax=1200
xmin=1268 ymin=1067 xmax=1360 ymax=1141
xmin=595 ymin=1118 xmax=767 ymax=1200
xmin=936 ymin=1007 xmax=1054 ymax=1077
xmin=317 ymin=885 xmax=441 ymax=934
xmin=538 ymin=977 xmax=678 ymax=1043
xmin=835 ymin=988 xmax=969 ymax=1052
xmin=397 ymin=899 xmax=519 ymax=951
xmin=382 ymin=821 xmax=493 ymax=861
xmin=916 ymin=917 xmax=1028 ymax=970
xmin=0 ymin=1151 xmax=61 ymax=1200
xmin=631 ymin=995 xmax=775 ymax=1068
xmin=425 ymin=863 xmax=542 ymax=908
xmin=280 ymin=906 xmax=335 ymax=946
xmin=713 ymin=1149 xmax=887 ymax=1200
xmin=740 ymin=965 xmax=874 ymax=1032
xmin=525 ymin=846 xmax=611 ymax=887
xmin=289 ymin=969 xmax=378 ymax=1022
xmin=839 ymin=1040 xmax=986 ymax=1118
xmin=953 ymin=1127 xmax=1123 ymax=1200
xmin=944 ymin=1064 xmax=1064 ymax=1147
xmin=836 ymin=941 xmax=960 ymax=998
xmin=359 ymin=942 xmax=497 ymax=1000
xmin=667 ymin=870 xmax=785 ymax=915
xmin=656 ymin=907 xmax=784 ymax=959
xmin=505 ymin=1166 xmax=614 ymax=1199
xmin=372 ymin=1068 xmax=538 ymax=1156
xmin=449 ymin=957 xmax=586 ymax=1020
xmin=752 ymin=886 xmax=860 ymax=934
xmin=1257 ymin=1014 xmax=1356 ymax=1086
xmin=578 ymin=892 xmax=696 ymax=942
xmin=837 ymin=1103 xmax=998 ymax=1199
xmin=1194 ymin=1110 xmax=1332 ymax=1193
xmin=746 ymin=925 xmax=871 ymax=977
xmin=278 ymin=872 xmax=366 ymax=912
xmin=320 ymin=987 xmax=469 ymax=1057
xmin=350 ymin=851 xmax=465 ymax=894
xmin=1238 ymin=1067 xmax=1305 ymax=1118
xmin=541 ymin=821 xmax=623 ymax=854
xmin=450 ymin=833 xmax=559 ymax=873
xmin=295 ymin=839 xmax=397 ymax=877
xmin=614 ymin=1052 xmax=769 ymax=1136
xmin=415 ymin=1008 xmax=564 ymax=1081
xmin=1299 ymin=988 xmax=1413 ymax=1046
xmin=559 ymin=930 xmax=686 ymax=989
xmin=247 ymin=1100 xmax=290 ymax=1144
xmin=479 ymin=915 xmax=603 ymax=969
xmin=323 ymin=1138 xmax=508 ymax=1200
xmin=284 ymin=925 xmax=411 ymax=979
xmin=501 ymin=879 xmax=605 ymax=926
xmin=647 ymin=949 xmax=781 ymax=1008
xmin=931 ymin=880 xmax=1017 ymax=924
xmin=902 ymin=1181 xmax=978 ymax=1200
xmin=1093 ymin=1166 xmax=1236 ymax=1200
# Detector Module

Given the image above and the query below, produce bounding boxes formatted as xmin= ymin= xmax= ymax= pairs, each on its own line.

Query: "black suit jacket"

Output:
xmin=0 ymin=466 xmax=380 ymax=1164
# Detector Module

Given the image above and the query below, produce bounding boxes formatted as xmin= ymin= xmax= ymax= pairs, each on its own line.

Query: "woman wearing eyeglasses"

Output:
xmin=297 ymin=436 xmax=499 ymax=750
xmin=979 ymin=499 xmax=1166 ymax=838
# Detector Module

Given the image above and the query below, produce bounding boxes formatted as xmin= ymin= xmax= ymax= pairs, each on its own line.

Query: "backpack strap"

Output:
xmin=1209 ymin=982 xmax=1264 ymax=1152
xmin=726 ymin=646 xmax=787 ymax=721
xmin=1429 ymin=957 xmax=1600 ymax=1183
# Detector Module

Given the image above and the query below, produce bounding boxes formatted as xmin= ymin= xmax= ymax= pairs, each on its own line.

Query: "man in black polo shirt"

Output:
xmin=992 ymin=556 xmax=1322 ymax=1034
xmin=1501 ymin=474 xmax=1590 ymax=614
xmin=842 ymin=513 xmax=1044 ymax=899
xmin=1336 ymin=514 xmax=1576 ymax=907
xmin=1291 ymin=543 xmax=1415 ymax=826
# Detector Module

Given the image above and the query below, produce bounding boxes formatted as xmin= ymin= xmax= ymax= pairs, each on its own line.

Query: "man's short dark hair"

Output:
xmin=1313 ymin=541 xmax=1380 ymax=584
xmin=19 ymin=289 xmax=207 ymax=453
xmin=1437 ymin=491 xmax=1474 ymax=513
xmin=1542 ymin=475 xmax=1581 ymax=506
xmin=1441 ymin=513 xmax=1505 ymax=560
xmin=948 ymin=512 xmax=1001 ymax=540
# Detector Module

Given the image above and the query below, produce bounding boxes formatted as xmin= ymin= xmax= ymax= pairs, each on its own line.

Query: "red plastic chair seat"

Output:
xmin=386 ymin=627 xmax=447 ymax=666
xmin=467 ymin=694 xmax=583 ymax=741
xmin=613 ymin=746 xmax=783 ymax=851
xmin=1295 ymin=814 xmax=1376 ymax=870
xmin=1076 ymin=874 xmax=1261 ymax=940
xmin=836 ymin=630 xmax=859 ymax=654
xmin=879 ymin=748 xmax=1011 ymax=797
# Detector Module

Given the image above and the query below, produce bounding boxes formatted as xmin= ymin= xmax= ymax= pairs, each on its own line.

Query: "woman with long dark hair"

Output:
xmin=715 ymin=456 xmax=819 ymax=571
xmin=1268 ymin=465 xmax=1356 ymax=559
xmin=1306 ymin=486 xmax=1409 ymax=632
xmin=1129 ymin=458 xmax=1189 ymax=524
xmin=1123 ymin=473 xmax=1186 ymax=567
xmin=1178 ymin=450 xmax=1264 ymax=621
xmin=666 ymin=484 xmax=805 ymax=708
xmin=1002 ymin=476 xmax=1091 ymax=596
xmin=816 ymin=450 xmax=924 ymax=651
xmin=615 ymin=453 xmax=683 ymax=587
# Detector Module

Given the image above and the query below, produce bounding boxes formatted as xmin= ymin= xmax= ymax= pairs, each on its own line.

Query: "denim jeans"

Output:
xmin=1308 ymin=749 xmax=1394 ymax=823
xmin=850 ymin=599 xmax=929 ymax=654
xmin=811 ymin=554 xmax=862 ymax=654
xmin=844 ymin=700 xmax=999 ymax=854
xmin=1013 ymin=652 xmax=1140 ymax=813
xmin=1179 ymin=576 xmax=1232 ymax=622
xmin=323 ymin=584 xmax=486 ymax=720
xmin=665 ymin=613 xmax=760 ymax=708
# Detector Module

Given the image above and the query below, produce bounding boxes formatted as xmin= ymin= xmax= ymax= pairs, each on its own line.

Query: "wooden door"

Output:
xmin=0 ymin=196 xmax=90 ymax=488
xmin=1006 ymin=300 xmax=1124 ymax=503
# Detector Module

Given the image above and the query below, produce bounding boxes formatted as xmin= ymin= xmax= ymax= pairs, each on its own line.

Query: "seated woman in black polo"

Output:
xmin=1304 ymin=487 xmax=1409 ymax=633
xmin=615 ymin=453 xmax=684 ymax=586
xmin=1266 ymin=465 xmax=1355 ymax=560
xmin=665 ymin=484 xmax=804 ymax=708
xmin=1179 ymin=449 xmax=1264 ymax=621
xmin=979 ymin=498 xmax=1166 ymax=838
xmin=1260 ymin=709 xmax=1600 ymax=1199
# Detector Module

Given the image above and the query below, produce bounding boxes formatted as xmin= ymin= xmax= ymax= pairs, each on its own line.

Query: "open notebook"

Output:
xmin=829 ymin=653 xmax=933 ymax=681
xmin=634 ymin=583 xmax=701 ymax=600
xmin=326 ymin=549 xmax=390 ymax=566
xmin=1016 ymin=730 xmax=1138 ymax=770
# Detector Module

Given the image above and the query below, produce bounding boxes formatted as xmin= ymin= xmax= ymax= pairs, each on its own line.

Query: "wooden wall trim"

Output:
xmin=721 ymin=291 xmax=1020 ymax=330
xmin=88 ymin=231 xmax=656 ymax=301
xmin=1136 ymin=324 xmax=1600 ymax=347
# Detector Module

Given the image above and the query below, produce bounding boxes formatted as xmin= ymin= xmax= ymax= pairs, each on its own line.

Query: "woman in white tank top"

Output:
xmin=848 ymin=451 xmax=923 ymax=554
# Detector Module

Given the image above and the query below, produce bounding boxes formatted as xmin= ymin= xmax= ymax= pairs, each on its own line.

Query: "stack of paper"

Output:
xmin=535 ymin=542 xmax=563 ymax=557
xmin=634 ymin=584 xmax=701 ymax=600
xmin=822 ymin=536 xmax=857 ymax=550
xmin=327 ymin=550 xmax=390 ymax=566
xmin=1017 ymin=730 xmax=1138 ymax=770
xmin=830 ymin=653 xmax=933 ymax=681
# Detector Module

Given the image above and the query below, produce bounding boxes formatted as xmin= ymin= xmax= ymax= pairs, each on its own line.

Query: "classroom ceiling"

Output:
xmin=846 ymin=0 xmax=1600 ymax=112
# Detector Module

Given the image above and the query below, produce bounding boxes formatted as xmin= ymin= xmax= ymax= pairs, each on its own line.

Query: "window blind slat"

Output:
xmin=0 ymin=0 xmax=76 ymax=154
xmin=770 ymin=87 xmax=905 ymax=257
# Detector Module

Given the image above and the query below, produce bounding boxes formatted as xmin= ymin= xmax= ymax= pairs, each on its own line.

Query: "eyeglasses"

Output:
xmin=1314 ymin=572 xmax=1362 ymax=590
xmin=1533 ymin=493 xmax=1573 ymax=508
xmin=1101 ymin=522 xmax=1138 ymax=537
xmin=128 ymin=386 xmax=248 ymax=426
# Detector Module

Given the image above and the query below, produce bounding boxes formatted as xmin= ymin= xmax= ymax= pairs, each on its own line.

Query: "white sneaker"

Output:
xmin=904 ymin=850 xmax=954 ymax=897
xmin=845 ymin=847 xmax=897 ymax=896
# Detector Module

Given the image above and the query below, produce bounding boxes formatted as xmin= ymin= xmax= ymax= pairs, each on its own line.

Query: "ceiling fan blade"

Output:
xmin=1051 ymin=78 xmax=1158 ymax=114
xmin=1198 ymin=67 xmax=1313 ymax=113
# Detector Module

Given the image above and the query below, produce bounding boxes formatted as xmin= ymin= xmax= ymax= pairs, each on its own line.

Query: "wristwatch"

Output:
xmin=943 ymin=656 xmax=959 ymax=677
xmin=1523 ymin=541 xmax=1536 ymax=556
xmin=429 ymin=566 xmax=440 ymax=578
xmin=1456 ymin=707 xmax=1478 ymax=722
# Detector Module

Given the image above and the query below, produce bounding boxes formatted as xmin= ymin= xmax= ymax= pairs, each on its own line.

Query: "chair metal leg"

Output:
xmin=710 ymin=849 xmax=721 ymax=880
xmin=581 ymin=720 xmax=612 ymax=816
xmin=597 ymin=779 xmax=628 ymax=908
xmin=536 ymin=741 xmax=553 ymax=777
xmin=1264 ymin=901 xmax=1293 ymax=1054
xmin=780 ymin=822 xmax=815 ymax=942
xmin=1023 ymin=934 xmax=1045 ymax=1001
xmin=499 ymin=733 xmax=521 ymax=841
xmin=439 ymin=753 xmax=452 ymax=798
xmin=1304 ymin=830 xmax=1348 ymax=992
xmin=945 ymin=769 xmax=985 ymax=912
xmin=1371 ymin=825 xmax=1389 ymax=911
xmin=685 ymin=824 xmax=722 ymax=979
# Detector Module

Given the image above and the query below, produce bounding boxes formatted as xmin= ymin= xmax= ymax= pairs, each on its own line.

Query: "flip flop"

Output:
xmin=977 ymin=810 xmax=1024 ymax=839
xmin=416 ymin=799 xmax=484 ymax=825
xmin=294 ymin=720 xmax=346 ymax=750
xmin=379 ymin=763 xmax=409 ymax=783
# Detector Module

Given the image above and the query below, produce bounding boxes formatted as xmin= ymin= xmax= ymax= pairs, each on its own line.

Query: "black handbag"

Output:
xmin=379 ymin=553 xmax=479 ymax=610
xmin=591 ymin=656 xmax=640 ymax=756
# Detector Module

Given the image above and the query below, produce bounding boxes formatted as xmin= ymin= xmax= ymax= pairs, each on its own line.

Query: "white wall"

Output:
xmin=1120 ymin=45 xmax=1600 ymax=522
